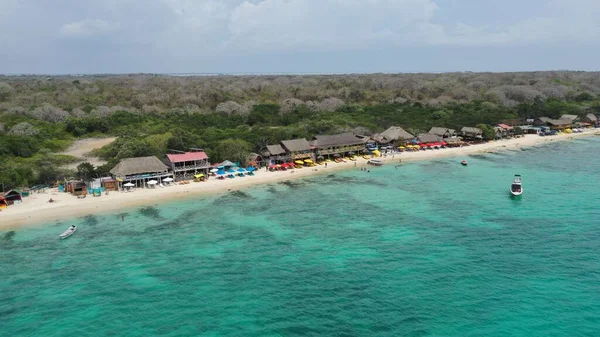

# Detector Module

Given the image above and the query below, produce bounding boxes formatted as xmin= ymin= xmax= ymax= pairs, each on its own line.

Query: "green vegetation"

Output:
xmin=1 ymin=72 xmax=599 ymax=190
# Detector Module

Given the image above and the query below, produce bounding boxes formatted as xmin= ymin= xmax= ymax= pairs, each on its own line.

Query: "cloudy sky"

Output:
xmin=1 ymin=0 xmax=599 ymax=74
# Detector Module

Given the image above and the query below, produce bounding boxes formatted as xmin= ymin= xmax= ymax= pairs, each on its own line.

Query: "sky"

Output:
xmin=1 ymin=0 xmax=599 ymax=74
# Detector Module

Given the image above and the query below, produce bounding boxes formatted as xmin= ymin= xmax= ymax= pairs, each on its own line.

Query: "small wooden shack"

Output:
xmin=4 ymin=190 xmax=23 ymax=205
xmin=65 ymin=180 xmax=88 ymax=196
xmin=101 ymin=177 xmax=118 ymax=191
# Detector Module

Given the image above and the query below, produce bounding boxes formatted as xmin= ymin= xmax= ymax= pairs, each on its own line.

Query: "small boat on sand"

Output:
xmin=367 ymin=159 xmax=384 ymax=166
xmin=461 ymin=160 xmax=468 ymax=166
xmin=510 ymin=175 xmax=523 ymax=197
xmin=60 ymin=225 xmax=77 ymax=239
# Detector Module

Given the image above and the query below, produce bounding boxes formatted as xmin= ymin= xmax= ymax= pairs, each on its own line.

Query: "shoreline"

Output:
xmin=1 ymin=130 xmax=598 ymax=230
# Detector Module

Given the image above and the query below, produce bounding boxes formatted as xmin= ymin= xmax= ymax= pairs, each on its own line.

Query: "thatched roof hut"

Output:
xmin=428 ymin=127 xmax=456 ymax=138
xmin=444 ymin=137 xmax=464 ymax=146
xmin=311 ymin=132 xmax=364 ymax=149
xmin=378 ymin=126 xmax=414 ymax=143
xmin=263 ymin=144 xmax=286 ymax=156
xmin=461 ymin=127 xmax=483 ymax=137
xmin=560 ymin=114 xmax=579 ymax=121
xmin=110 ymin=156 xmax=170 ymax=177
xmin=280 ymin=138 xmax=311 ymax=153
xmin=584 ymin=113 xmax=598 ymax=123
xmin=417 ymin=133 xmax=442 ymax=143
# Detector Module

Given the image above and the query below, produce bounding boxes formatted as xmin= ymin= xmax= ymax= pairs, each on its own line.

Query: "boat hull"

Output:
xmin=60 ymin=227 xmax=77 ymax=239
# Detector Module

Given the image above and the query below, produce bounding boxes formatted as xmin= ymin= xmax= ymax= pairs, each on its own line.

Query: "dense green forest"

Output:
xmin=1 ymin=72 xmax=599 ymax=189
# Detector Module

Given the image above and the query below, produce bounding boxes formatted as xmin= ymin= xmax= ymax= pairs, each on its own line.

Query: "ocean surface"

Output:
xmin=2 ymin=137 xmax=600 ymax=336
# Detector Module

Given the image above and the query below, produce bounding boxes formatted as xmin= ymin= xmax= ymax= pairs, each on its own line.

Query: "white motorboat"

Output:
xmin=367 ymin=159 xmax=384 ymax=166
xmin=510 ymin=175 xmax=523 ymax=196
xmin=60 ymin=225 xmax=77 ymax=239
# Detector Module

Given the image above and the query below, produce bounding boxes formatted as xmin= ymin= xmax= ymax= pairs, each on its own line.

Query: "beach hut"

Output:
xmin=560 ymin=114 xmax=579 ymax=122
xmin=261 ymin=144 xmax=290 ymax=165
xmin=280 ymin=138 xmax=313 ymax=161
xmin=166 ymin=150 xmax=210 ymax=182
xmin=583 ymin=113 xmax=598 ymax=126
xmin=110 ymin=156 xmax=173 ymax=188
xmin=4 ymin=190 xmax=23 ymax=205
xmin=428 ymin=127 xmax=456 ymax=139
xmin=460 ymin=127 xmax=483 ymax=140
xmin=101 ymin=177 xmax=118 ymax=191
xmin=417 ymin=133 xmax=443 ymax=145
xmin=373 ymin=126 xmax=414 ymax=146
xmin=310 ymin=132 xmax=366 ymax=159
xmin=444 ymin=137 xmax=464 ymax=147
xmin=64 ymin=180 xmax=88 ymax=197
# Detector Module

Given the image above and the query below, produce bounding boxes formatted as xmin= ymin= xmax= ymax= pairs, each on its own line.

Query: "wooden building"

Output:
xmin=310 ymin=132 xmax=366 ymax=158
xmin=416 ymin=133 xmax=443 ymax=144
xmin=65 ymin=180 xmax=88 ymax=196
xmin=534 ymin=117 xmax=572 ymax=130
xmin=428 ymin=127 xmax=456 ymax=139
xmin=583 ymin=113 xmax=598 ymax=125
xmin=4 ymin=190 xmax=23 ymax=205
xmin=166 ymin=151 xmax=210 ymax=181
xmin=101 ymin=177 xmax=119 ymax=191
xmin=560 ymin=114 xmax=579 ymax=122
xmin=280 ymin=138 xmax=313 ymax=161
xmin=372 ymin=126 xmax=414 ymax=146
xmin=261 ymin=144 xmax=290 ymax=165
xmin=461 ymin=127 xmax=483 ymax=140
xmin=110 ymin=156 xmax=173 ymax=188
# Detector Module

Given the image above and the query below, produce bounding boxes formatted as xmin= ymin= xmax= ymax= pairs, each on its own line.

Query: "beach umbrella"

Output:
xmin=246 ymin=166 xmax=256 ymax=172
xmin=210 ymin=168 xmax=219 ymax=173
xmin=304 ymin=159 xmax=314 ymax=164
xmin=295 ymin=160 xmax=304 ymax=165
xmin=194 ymin=173 xmax=204 ymax=178
xmin=237 ymin=168 xmax=246 ymax=172
xmin=147 ymin=180 xmax=158 ymax=185
xmin=163 ymin=177 xmax=174 ymax=182
xmin=124 ymin=182 xmax=135 ymax=187
xmin=227 ymin=168 xmax=236 ymax=173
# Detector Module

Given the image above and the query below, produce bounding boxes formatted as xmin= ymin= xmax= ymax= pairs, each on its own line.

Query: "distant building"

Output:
xmin=110 ymin=156 xmax=173 ymax=187
xmin=372 ymin=126 xmax=414 ymax=145
xmin=461 ymin=127 xmax=483 ymax=139
xmin=583 ymin=113 xmax=598 ymax=125
xmin=311 ymin=132 xmax=366 ymax=158
xmin=428 ymin=127 xmax=456 ymax=138
xmin=560 ymin=114 xmax=579 ymax=122
xmin=261 ymin=144 xmax=289 ymax=165
xmin=280 ymin=138 xmax=313 ymax=161
xmin=166 ymin=151 xmax=210 ymax=181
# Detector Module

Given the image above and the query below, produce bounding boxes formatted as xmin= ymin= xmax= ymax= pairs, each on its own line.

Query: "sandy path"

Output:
xmin=59 ymin=137 xmax=117 ymax=168
xmin=2 ymin=130 xmax=598 ymax=229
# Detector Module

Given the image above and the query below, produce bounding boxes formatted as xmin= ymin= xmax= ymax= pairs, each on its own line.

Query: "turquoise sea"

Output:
xmin=2 ymin=137 xmax=600 ymax=336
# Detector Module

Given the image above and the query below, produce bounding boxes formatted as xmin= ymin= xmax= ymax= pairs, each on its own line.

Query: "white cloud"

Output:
xmin=60 ymin=19 xmax=119 ymax=38
xmin=225 ymin=0 xmax=444 ymax=51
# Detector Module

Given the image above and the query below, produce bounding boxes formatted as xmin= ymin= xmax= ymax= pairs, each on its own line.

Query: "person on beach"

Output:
xmin=354 ymin=162 xmax=357 ymax=167
xmin=325 ymin=163 xmax=328 ymax=168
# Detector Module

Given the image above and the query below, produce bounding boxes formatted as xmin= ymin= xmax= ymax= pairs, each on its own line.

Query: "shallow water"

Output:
xmin=2 ymin=137 xmax=600 ymax=336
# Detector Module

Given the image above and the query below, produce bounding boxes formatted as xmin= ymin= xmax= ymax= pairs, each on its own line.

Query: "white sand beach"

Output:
xmin=1 ymin=130 xmax=598 ymax=229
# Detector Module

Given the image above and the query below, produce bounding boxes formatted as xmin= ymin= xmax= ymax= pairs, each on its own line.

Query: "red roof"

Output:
xmin=497 ymin=124 xmax=514 ymax=130
xmin=166 ymin=152 xmax=208 ymax=163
